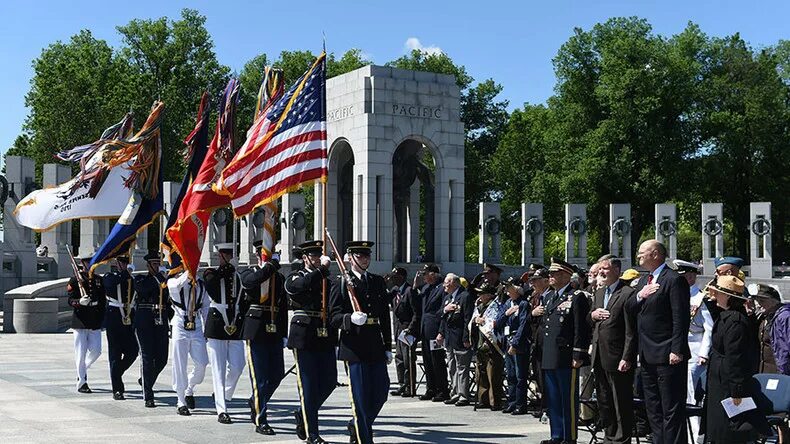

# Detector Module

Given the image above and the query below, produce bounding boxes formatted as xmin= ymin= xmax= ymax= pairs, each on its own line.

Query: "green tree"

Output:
xmin=116 ymin=8 xmax=230 ymax=180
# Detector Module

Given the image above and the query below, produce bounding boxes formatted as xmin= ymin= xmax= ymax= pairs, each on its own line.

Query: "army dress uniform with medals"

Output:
xmin=68 ymin=253 xmax=106 ymax=393
xmin=284 ymin=240 xmax=338 ymax=444
xmin=167 ymin=270 xmax=209 ymax=416
xmin=102 ymin=255 xmax=139 ymax=400
xmin=540 ymin=258 xmax=591 ymax=444
xmin=329 ymin=241 xmax=392 ymax=444
xmin=133 ymin=252 xmax=173 ymax=407
xmin=203 ymin=243 xmax=246 ymax=424
xmin=239 ymin=240 xmax=288 ymax=435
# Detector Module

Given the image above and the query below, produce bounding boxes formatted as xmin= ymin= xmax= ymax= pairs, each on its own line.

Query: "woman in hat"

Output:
xmin=706 ymin=275 xmax=769 ymax=443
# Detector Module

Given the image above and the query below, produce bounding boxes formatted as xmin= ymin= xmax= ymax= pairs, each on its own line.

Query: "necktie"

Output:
xmin=604 ymin=287 xmax=612 ymax=309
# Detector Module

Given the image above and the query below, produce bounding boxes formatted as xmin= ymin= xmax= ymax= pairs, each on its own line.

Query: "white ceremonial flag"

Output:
xmin=13 ymin=160 xmax=134 ymax=232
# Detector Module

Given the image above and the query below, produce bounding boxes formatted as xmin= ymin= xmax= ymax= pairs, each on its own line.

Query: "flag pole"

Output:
xmin=320 ymin=40 xmax=329 ymax=331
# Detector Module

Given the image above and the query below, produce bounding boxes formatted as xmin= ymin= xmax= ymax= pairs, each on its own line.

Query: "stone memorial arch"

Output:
xmin=314 ymin=65 xmax=465 ymax=273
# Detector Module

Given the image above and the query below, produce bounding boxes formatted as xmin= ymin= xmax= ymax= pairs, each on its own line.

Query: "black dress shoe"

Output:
xmin=502 ymin=405 xmax=515 ymax=414
xmin=490 ymin=405 xmax=502 ymax=411
xmin=306 ymin=437 xmax=329 ymax=444
xmin=255 ymin=423 xmax=275 ymax=435
xmin=77 ymin=383 xmax=91 ymax=394
xmin=455 ymin=398 xmax=470 ymax=407
xmin=400 ymin=390 xmax=413 ymax=397
xmin=390 ymin=387 xmax=403 ymax=396
xmin=431 ymin=393 xmax=449 ymax=402
xmin=145 ymin=399 xmax=156 ymax=408
xmin=511 ymin=406 xmax=529 ymax=415
xmin=539 ymin=440 xmax=561 ymax=444
xmin=294 ymin=409 xmax=307 ymax=440
xmin=418 ymin=391 xmax=435 ymax=401
xmin=177 ymin=406 xmax=191 ymax=416
xmin=217 ymin=412 xmax=232 ymax=424
xmin=138 ymin=377 xmax=142 ymax=386
xmin=185 ymin=395 xmax=195 ymax=410
xmin=113 ymin=391 xmax=125 ymax=400
xmin=444 ymin=395 xmax=460 ymax=405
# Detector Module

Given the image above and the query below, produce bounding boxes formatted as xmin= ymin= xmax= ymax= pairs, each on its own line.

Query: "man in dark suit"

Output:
xmin=437 ymin=273 xmax=474 ymax=406
xmin=387 ymin=267 xmax=417 ymax=397
xmin=588 ymin=254 xmax=636 ymax=444
xmin=416 ymin=263 xmax=449 ymax=401
xmin=631 ymin=240 xmax=690 ymax=444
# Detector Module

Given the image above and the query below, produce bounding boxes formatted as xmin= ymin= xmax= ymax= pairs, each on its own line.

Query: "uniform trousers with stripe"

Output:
xmin=134 ymin=309 xmax=169 ymax=401
xmin=246 ymin=339 xmax=284 ymax=425
xmin=346 ymin=360 xmax=390 ymax=444
xmin=171 ymin=321 xmax=208 ymax=407
xmin=543 ymin=367 xmax=579 ymax=441
xmin=105 ymin=306 xmax=139 ymax=393
xmin=294 ymin=348 xmax=337 ymax=440
xmin=73 ymin=328 xmax=102 ymax=389
xmin=206 ymin=338 xmax=246 ymax=414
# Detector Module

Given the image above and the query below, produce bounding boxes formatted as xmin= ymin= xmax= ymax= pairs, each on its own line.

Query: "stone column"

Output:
xmin=80 ymin=219 xmax=110 ymax=257
xmin=4 ymin=156 xmax=37 ymax=287
xmin=609 ymin=204 xmax=632 ymax=269
xmin=406 ymin=180 xmax=420 ymax=263
xmin=351 ymin=161 xmax=390 ymax=272
xmin=749 ymin=202 xmax=772 ymax=278
xmin=281 ymin=193 xmax=308 ymax=263
xmin=478 ymin=202 xmax=501 ymax=264
xmin=40 ymin=163 xmax=73 ymax=277
xmin=161 ymin=181 xmax=181 ymax=265
xmin=701 ymin=203 xmax=724 ymax=275
xmin=239 ymin=213 xmax=256 ymax=266
xmin=565 ymin=204 xmax=588 ymax=269
xmin=131 ymin=224 xmax=148 ymax=271
xmin=201 ymin=208 xmax=229 ymax=267
xmin=655 ymin=203 xmax=678 ymax=260
xmin=521 ymin=203 xmax=544 ymax=266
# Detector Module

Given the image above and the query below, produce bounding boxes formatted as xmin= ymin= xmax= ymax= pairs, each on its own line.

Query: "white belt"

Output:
xmin=107 ymin=299 xmax=125 ymax=308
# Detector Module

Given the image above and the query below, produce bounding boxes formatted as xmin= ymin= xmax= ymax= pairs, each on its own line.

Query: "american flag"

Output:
xmin=218 ymin=53 xmax=327 ymax=217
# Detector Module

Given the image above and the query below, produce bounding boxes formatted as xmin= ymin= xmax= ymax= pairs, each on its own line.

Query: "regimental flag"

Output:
xmin=13 ymin=114 xmax=138 ymax=231
xmin=166 ymin=79 xmax=241 ymax=280
xmin=160 ymin=92 xmax=211 ymax=274
xmin=216 ymin=52 xmax=327 ymax=217
xmin=88 ymin=102 xmax=166 ymax=275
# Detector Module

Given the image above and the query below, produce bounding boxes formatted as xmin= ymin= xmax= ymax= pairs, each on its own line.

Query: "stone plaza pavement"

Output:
xmin=0 ymin=332 xmax=569 ymax=443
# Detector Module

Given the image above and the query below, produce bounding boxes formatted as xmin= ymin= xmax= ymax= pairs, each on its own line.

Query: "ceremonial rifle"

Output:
xmin=66 ymin=245 xmax=89 ymax=299
xmin=324 ymin=228 xmax=361 ymax=312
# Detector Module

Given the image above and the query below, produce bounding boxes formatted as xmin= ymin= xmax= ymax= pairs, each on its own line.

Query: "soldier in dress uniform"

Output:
xmin=133 ymin=252 xmax=172 ymax=408
xmin=102 ymin=255 xmax=139 ymax=400
xmin=387 ymin=267 xmax=417 ymax=397
xmin=540 ymin=258 xmax=592 ymax=444
xmin=203 ymin=243 xmax=246 ymax=424
xmin=674 ymin=259 xmax=712 ymax=443
xmin=167 ymin=270 xmax=209 ymax=416
xmin=329 ymin=241 xmax=392 ymax=444
xmin=67 ymin=252 xmax=106 ymax=394
xmin=239 ymin=240 xmax=288 ymax=435
xmin=284 ymin=240 xmax=337 ymax=444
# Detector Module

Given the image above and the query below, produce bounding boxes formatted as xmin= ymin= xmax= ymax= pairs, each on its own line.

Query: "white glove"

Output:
xmin=350 ymin=311 xmax=368 ymax=326
xmin=385 ymin=351 xmax=394 ymax=365
xmin=79 ymin=296 xmax=91 ymax=306
xmin=320 ymin=255 xmax=331 ymax=268
xmin=282 ymin=337 xmax=288 ymax=348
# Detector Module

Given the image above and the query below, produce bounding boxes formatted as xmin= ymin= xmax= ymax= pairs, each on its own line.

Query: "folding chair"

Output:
xmin=578 ymin=369 xmax=602 ymax=444
xmin=754 ymin=373 xmax=790 ymax=444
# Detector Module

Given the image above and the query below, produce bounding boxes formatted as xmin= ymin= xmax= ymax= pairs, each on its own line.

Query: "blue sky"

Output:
xmin=1 ymin=0 xmax=788 ymax=167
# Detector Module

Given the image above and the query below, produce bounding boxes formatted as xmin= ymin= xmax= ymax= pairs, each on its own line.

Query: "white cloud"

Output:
xmin=404 ymin=37 xmax=443 ymax=56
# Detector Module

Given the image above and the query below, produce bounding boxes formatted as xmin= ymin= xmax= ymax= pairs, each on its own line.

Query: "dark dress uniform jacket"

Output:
xmin=68 ymin=274 xmax=106 ymax=330
xmin=419 ymin=283 xmax=444 ymax=340
xmin=103 ymin=269 xmax=135 ymax=323
xmin=631 ymin=266 xmax=691 ymax=364
xmin=239 ymin=263 xmax=287 ymax=343
xmin=541 ymin=286 xmax=591 ymax=369
xmin=329 ymin=272 xmax=392 ymax=362
xmin=439 ymin=289 xmax=474 ymax=350
xmin=588 ymin=281 xmax=637 ymax=371
xmin=285 ymin=267 xmax=338 ymax=350
xmin=203 ymin=264 xmax=243 ymax=340
xmin=133 ymin=272 xmax=173 ymax=318
xmin=392 ymin=284 xmax=416 ymax=330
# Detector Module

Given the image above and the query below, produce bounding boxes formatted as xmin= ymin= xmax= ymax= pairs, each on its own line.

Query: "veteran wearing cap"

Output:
xmin=330 ymin=241 xmax=392 ymax=444
xmin=673 ymin=259 xmax=711 ymax=442
xmin=102 ymin=254 xmax=139 ymax=401
xmin=705 ymin=276 xmax=770 ymax=443
xmin=527 ymin=266 xmax=552 ymax=416
xmin=133 ymin=251 xmax=173 ymax=408
xmin=497 ymin=276 xmax=531 ymax=415
xmin=284 ymin=240 xmax=337 ymax=444
xmin=539 ymin=258 xmax=591 ymax=444
xmin=67 ymin=251 xmax=106 ymax=394
xmin=414 ymin=262 xmax=450 ymax=401
xmin=753 ymin=284 xmax=789 ymax=375
xmin=239 ymin=240 xmax=288 ymax=435
xmin=470 ymin=281 xmax=506 ymax=411
xmin=203 ymin=243 xmax=246 ymax=424
xmin=386 ymin=266 xmax=418 ymax=397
